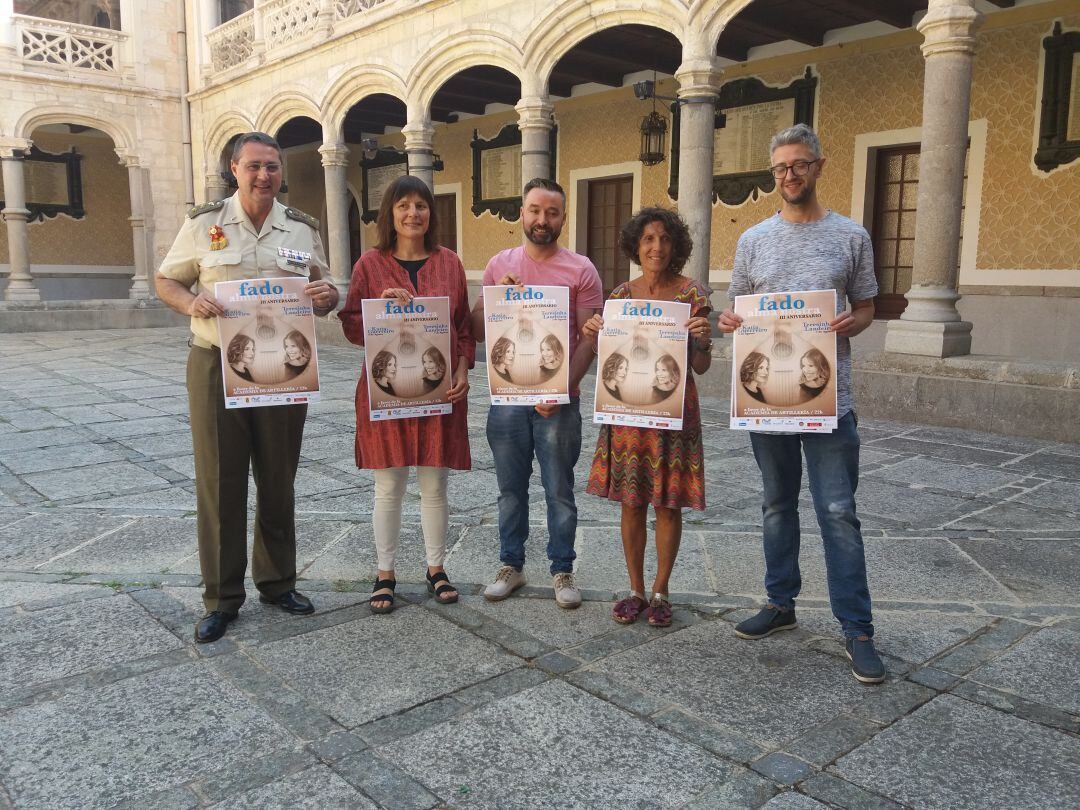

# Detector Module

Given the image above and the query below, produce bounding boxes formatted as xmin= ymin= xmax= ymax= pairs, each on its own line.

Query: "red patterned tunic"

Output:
xmin=339 ymin=248 xmax=476 ymax=470
xmin=586 ymin=278 xmax=709 ymax=510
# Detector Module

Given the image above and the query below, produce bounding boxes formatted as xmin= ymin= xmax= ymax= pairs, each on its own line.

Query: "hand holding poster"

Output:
xmin=483 ymin=285 xmax=570 ymax=405
xmin=594 ymin=298 xmax=691 ymax=430
xmin=730 ymin=289 xmax=838 ymax=432
xmin=361 ymin=296 xmax=453 ymax=421
xmin=215 ymin=277 xmax=320 ymax=409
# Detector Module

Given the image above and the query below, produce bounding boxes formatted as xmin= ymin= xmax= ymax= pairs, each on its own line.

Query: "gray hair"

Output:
xmin=231 ymin=131 xmax=283 ymax=162
xmin=769 ymin=124 xmax=822 ymax=159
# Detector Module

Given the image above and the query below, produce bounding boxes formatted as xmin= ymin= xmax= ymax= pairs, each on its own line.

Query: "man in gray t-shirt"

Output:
xmin=718 ymin=124 xmax=885 ymax=685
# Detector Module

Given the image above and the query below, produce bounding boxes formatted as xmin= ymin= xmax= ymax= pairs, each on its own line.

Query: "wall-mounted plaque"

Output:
xmin=1035 ymin=22 xmax=1080 ymax=172
xmin=0 ymin=145 xmax=84 ymax=222
xmin=360 ymin=148 xmax=408 ymax=223
xmin=471 ymin=124 xmax=557 ymax=221
xmin=668 ymin=67 xmax=817 ymax=206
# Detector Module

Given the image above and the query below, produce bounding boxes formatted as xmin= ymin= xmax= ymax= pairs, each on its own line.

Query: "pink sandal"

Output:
xmin=646 ymin=595 xmax=673 ymax=628
xmin=612 ymin=595 xmax=648 ymax=624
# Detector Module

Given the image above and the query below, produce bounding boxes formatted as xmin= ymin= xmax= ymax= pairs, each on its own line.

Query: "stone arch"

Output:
xmin=16 ymin=105 xmax=135 ymax=152
xmin=256 ymin=91 xmax=322 ymax=138
xmin=320 ymin=64 xmax=408 ymax=142
xmin=691 ymin=0 xmax=756 ymax=56
xmin=523 ymin=0 xmax=689 ymax=91
xmin=202 ymin=110 xmax=257 ymax=171
xmin=407 ymin=27 xmax=524 ymax=115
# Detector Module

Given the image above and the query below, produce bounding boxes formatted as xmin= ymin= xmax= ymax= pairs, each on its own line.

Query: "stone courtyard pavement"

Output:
xmin=1 ymin=327 xmax=1078 ymax=809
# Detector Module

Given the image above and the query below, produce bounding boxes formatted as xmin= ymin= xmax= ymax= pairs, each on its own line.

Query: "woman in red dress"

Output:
xmin=582 ymin=208 xmax=713 ymax=627
xmin=339 ymin=175 xmax=475 ymax=613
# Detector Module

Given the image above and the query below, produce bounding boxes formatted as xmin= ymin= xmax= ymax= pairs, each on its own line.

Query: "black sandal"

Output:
xmin=370 ymin=577 xmax=396 ymax=614
xmin=426 ymin=570 xmax=459 ymax=604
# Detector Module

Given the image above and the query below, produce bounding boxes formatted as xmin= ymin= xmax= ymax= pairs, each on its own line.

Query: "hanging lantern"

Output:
xmin=639 ymin=110 xmax=667 ymax=166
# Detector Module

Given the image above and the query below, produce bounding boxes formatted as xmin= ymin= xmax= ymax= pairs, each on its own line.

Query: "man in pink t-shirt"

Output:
xmin=471 ymin=178 xmax=603 ymax=609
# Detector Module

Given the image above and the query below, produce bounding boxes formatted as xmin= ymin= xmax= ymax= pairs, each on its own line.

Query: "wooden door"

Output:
xmin=586 ymin=176 xmax=633 ymax=296
xmin=434 ymin=193 xmax=457 ymax=254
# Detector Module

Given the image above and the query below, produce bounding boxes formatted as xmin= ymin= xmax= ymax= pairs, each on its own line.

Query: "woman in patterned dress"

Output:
xmin=582 ymin=208 xmax=713 ymax=627
xmin=339 ymin=175 xmax=475 ymax=613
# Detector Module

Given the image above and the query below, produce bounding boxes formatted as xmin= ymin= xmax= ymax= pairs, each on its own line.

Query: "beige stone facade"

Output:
xmin=2 ymin=0 xmax=1079 ymax=358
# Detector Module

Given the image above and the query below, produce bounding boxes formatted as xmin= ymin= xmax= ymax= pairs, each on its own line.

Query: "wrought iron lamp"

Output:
xmin=633 ymin=78 xmax=674 ymax=167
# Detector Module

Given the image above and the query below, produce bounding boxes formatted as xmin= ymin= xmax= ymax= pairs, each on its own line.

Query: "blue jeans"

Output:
xmin=486 ymin=400 xmax=581 ymax=575
xmin=749 ymin=412 xmax=874 ymax=638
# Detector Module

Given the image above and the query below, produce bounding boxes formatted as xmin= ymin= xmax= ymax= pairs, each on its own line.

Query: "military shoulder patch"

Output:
xmin=187 ymin=199 xmax=225 ymax=219
xmin=285 ymin=207 xmax=320 ymax=230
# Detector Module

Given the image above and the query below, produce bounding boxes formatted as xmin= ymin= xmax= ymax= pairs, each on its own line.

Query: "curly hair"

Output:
xmin=739 ymin=351 xmax=769 ymax=384
xmin=370 ymin=349 xmax=396 ymax=380
xmin=226 ymin=333 xmax=253 ymax=365
xmin=619 ymin=207 xmax=693 ymax=276
xmin=283 ymin=329 xmax=311 ymax=361
xmin=602 ymin=352 xmax=628 ymax=384
xmin=490 ymin=336 xmax=515 ymax=367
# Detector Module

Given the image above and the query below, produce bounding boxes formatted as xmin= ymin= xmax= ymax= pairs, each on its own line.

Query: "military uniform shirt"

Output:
xmin=158 ymin=192 xmax=329 ymax=347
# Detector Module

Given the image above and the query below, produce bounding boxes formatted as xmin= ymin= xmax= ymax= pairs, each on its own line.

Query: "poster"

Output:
xmin=730 ymin=289 xmax=838 ymax=433
xmin=593 ymin=298 xmax=691 ymax=431
xmin=483 ymin=285 xmax=570 ymax=405
xmin=713 ymin=98 xmax=795 ymax=175
xmin=361 ymin=296 xmax=453 ymax=421
xmin=481 ymin=144 xmax=522 ymax=200
xmin=366 ymin=162 xmax=407 ymax=213
xmin=215 ymin=276 xmax=320 ymax=409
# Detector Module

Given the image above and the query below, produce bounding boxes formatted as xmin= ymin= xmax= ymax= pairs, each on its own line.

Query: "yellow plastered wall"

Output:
xmin=0 ymin=129 xmax=134 ymax=266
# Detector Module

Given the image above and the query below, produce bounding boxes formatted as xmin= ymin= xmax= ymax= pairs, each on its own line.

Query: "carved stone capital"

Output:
xmin=918 ymin=2 xmax=983 ymax=58
xmin=114 ymin=148 xmax=143 ymax=168
xmin=675 ymin=57 xmax=723 ymax=101
xmin=318 ymin=143 xmax=350 ymax=168
xmin=515 ymin=96 xmax=554 ymax=130
xmin=0 ymin=137 xmax=33 ymax=159
xmin=401 ymin=120 xmax=434 ymax=152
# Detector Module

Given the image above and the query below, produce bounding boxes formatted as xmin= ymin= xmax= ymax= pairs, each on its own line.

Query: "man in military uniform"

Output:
xmin=155 ymin=131 xmax=339 ymax=643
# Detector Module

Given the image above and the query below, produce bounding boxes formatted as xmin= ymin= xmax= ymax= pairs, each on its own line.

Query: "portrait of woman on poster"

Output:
xmin=338 ymin=174 xmax=475 ymax=616
xmin=537 ymin=334 xmax=565 ymax=381
xmin=740 ymin=351 xmax=770 ymax=403
xmin=651 ymin=354 xmax=680 ymax=403
xmin=601 ymin=352 xmax=628 ymax=401
xmin=422 ymin=346 xmax=447 ymax=392
xmin=371 ymin=349 xmax=398 ymax=396
xmin=226 ymin=333 xmax=256 ymax=382
xmin=798 ymin=347 xmax=831 ymax=401
xmin=282 ymin=330 xmax=311 ymax=378
xmin=582 ymin=206 xmax=712 ymax=630
xmin=490 ymin=336 xmax=516 ymax=383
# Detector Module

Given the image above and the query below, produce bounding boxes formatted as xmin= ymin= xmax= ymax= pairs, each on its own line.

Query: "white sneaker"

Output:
xmin=484 ymin=565 xmax=526 ymax=601
xmin=553 ymin=572 xmax=582 ymax=609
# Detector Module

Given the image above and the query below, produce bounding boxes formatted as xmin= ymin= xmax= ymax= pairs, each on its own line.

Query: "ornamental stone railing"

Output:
xmin=208 ymin=8 xmax=255 ymax=73
xmin=13 ymin=14 xmax=127 ymax=73
xmin=335 ymin=0 xmax=390 ymax=19
xmin=263 ymin=0 xmax=322 ymax=50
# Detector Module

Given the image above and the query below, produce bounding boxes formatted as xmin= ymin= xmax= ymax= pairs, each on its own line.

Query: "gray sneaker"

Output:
xmin=484 ymin=565 xmax=526 ymax=601
xmin=553 ymin=572 xmax=582 ymax=609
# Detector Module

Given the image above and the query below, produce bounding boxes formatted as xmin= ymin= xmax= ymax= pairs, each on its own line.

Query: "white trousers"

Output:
xmin=372 ymin=466 xmax=450 ymax=571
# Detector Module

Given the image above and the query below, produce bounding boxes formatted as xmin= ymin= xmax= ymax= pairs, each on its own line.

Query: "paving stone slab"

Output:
xmin=865 ymin=456 xmax=1022 ymax=495
xmin=0 ymin=593 xmax=182 ymax=693
xmin=0 ymin=427 xmax=90 ymax=452
xmin=1004 ymin=450 xmax=1080 ymax=481
xmin=590 ymin=619 xmax=867 ymax=748
xmin=441 ymin=524 xmax=559 ymax=588
xmin=2 ymin=441 xmax=131 ymax=476
xmin=5 ymin=410 xmax=73 ymax=431
xmin=835 ymin=694 xmax=1080 ymax=809
xmin=950 ymin=500 xmax=1078 ymax=531
xmin=298 ymin=522 xmax=433 ymax=582
xmin=23 ymin=460 xmax=171 ymax=500
xmin=35 ymin=516 xmax=198 ymax=574
xmin=953 ymin=537 xmax=1080 ymax=604
xmin=0 ymin=662 xmax=291 ymax=810
xmin=85 ymin=415 xmax=190 ymax=439
xmin=0 ymin=512 xmax=133 ymax=570
xmin=460 ymin=594 xmax=620 ymax=649
xmin=761 ymin=790 xmax=830 ymax=808
xmin=864 ymin=436 xmax=1019 ymax=467
xmin=1008 ymin=479 xmax=1080 ymax=512
xmin=573 ymin=526 xmax=715 ymax=594
xmin=70 ymin=486 xmax=197 ymax=513
xmin=248 ymin=606 xmax=519 ymax=727
xmin=968 ymin=624 xmax=1080 ymax=715
xmin=380 ymin=679 xmax=735 ymax=809
xmin=206 ymin=764 xmax=378 ymax=810
xmin=0 ymin=580 xmax=109 ymax=609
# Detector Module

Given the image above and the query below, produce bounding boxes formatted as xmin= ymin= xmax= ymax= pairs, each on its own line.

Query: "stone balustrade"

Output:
xmin=12 ymin=13 xmax=126 ymax=74
xmin=207 ymin=8 xmax=255 ymax=73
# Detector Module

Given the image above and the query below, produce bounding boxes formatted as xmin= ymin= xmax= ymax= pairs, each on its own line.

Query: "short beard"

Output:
xmin=780 ymin=185 xmax=813 ymax=206
xmin=525 ymin=225 xmax=560 ymax=245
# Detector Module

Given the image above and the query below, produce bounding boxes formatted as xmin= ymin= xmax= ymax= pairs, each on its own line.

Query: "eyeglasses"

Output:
xmin=239 ymin=162 xmax=282 ymax=174
xmin=768 ymin=159 xmax=820 ymax=179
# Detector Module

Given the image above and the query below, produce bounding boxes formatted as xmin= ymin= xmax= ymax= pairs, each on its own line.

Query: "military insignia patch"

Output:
xmin=209 ymin=225 xmax=227 ymax=250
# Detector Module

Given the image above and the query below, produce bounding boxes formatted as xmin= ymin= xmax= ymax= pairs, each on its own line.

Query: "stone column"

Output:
xmin=884 ymin=0 xmax=983 ymax=357
xmin=1 ymin=0 xmax=19 ymax=62
xmin=118 ymin=151 xmax=151 ymax=300
xmin=197 ymin=0 xmax=219 ymax=78
xmin=317 ymin=0 xmax=335 ymax=39
xmin=516 ymin=96 xmax=554 ymax=183
xmin=402 ymin=117 xmax=435 ymax=192
xmin=1 ymin=139 xmax=40 ymax=302
xmin=205 ymin=171 xmax=231 ymax=202
xmin=319 ymin=142 xmax=352 ymax=288
xmin=252 ymin=0 xmax=266 ymax=62
xmin=675 ymin=59 xmax=723 ymax=288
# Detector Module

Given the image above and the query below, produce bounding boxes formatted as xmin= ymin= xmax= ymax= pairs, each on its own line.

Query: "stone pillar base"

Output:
xmin=884 ymin=318 xmax=973 ymax=358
